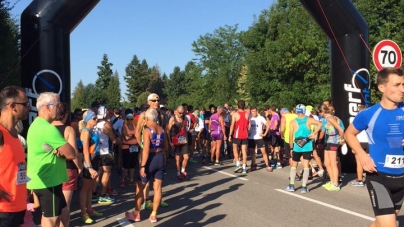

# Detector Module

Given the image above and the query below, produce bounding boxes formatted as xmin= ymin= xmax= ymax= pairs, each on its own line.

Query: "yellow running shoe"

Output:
xmin=81 ymin=214 xmax=94 ymax=224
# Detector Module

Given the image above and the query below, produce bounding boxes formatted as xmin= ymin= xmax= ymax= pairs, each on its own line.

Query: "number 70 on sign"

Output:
xmin=372 ymin=39 xmax=402 ymax=71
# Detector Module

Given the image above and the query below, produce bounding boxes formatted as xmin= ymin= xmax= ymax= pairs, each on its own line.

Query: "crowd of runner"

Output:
xmin=1 ymin=67 xmax=404 ymax=227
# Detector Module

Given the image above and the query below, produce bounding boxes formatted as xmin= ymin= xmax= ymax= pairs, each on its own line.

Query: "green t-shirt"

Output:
xmin=27 ymin=117 xmax=68 ymax=189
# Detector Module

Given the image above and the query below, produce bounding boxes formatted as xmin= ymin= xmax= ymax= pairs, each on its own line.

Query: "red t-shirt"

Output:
xmin=0 ymin=125 xmax=27 ymax=212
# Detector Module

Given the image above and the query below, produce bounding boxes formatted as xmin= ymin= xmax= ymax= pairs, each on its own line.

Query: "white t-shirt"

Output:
xmin=195 ymin=117 xmax=204 ymax=132
xmin=111 ymin=116 xmax=124 ymax=136
xmin=249 ymin=116 xmax=267 ymax=139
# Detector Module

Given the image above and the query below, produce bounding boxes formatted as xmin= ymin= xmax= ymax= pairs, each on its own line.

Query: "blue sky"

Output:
xmin=11 ymin=0 xmax=273 ymax=100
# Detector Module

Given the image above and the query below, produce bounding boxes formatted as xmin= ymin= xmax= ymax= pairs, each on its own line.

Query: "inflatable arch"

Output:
xmin=21 ymin=0 xmax=369 ymax=172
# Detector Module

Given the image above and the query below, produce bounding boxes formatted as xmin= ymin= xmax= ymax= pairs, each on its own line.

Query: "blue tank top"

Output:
xmin=353 ymin=103 xmax=404 ymax=175
xmin=146 ymin=127 xmax=164 ymax=149
xmin=293 ymin=116 xmax=313 ymax=152
xmin=81 ymin=128 xmax=100 ymax=155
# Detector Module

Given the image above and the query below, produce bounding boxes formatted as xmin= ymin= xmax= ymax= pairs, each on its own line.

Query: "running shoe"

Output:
xmin=276 ymin=162 xmax=282 ymax=169
xmin=189 ymin=158 xmax=198 ymax=163
xmin=125 ymin=211 xmax=141 ymax=222
xmin=107 ymin=188 xmax=118 ymax=196
xmin=181 ymin=171 xmax=188 ymax=178
xmin=209 ymin=159 xmax=214 ymax=165
xmin=351 ymin=180 xmax=365 ymax=187
xmin=177 ymin=174 xmax=184 ymax=180
xmin=234 ymin=165 xmax=242 ymax=173
xmin=327 ymin=184 xmax=341 ymax=191
xmin=285 ymin=185 xmax=295 ymax=192
xmin=301 ymin=187 xmax=309 ymax=194
xmin=339 ymin=175 xmax=344 ymax=183
xmin=160 ymin=201 xmax=169 ymax=207
xmin=119 ymin=181 xmax=125 ymax=188
xmin=241 ymin=168 xmax=247 ymax=174
xmin=149 ymin=215 xmax=158 ymax=223
xmin=202 ymin=158 xmax=207 ymax=164
xmin=128 ymin=180 xmax=135 ymax=186
xmin=98 ymin=195 xmax=115 ymax=204
xmin=322 ymin=181 xmax=332 ymax=189
xmin=81 ymin=214 xmax=94 ymax=224
xmin=87 ymin=210 xmax=103 ymax=218
xmin=266 ymin=166 xmax=273 ymax=172
xmin=214 ymin=161 xmax=221 ymax=166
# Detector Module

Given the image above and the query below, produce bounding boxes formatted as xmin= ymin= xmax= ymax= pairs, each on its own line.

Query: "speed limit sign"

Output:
xmin=372 ymin=40 xmax=402 ymax=71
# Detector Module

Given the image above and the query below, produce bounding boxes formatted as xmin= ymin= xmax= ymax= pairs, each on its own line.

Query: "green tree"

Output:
xmin=242 ymin=0 xmax=330 ymax=108
xmin=192 ymin=25 xmax=246 ymax=105
xmin=164 ymin=66 xmax=187 ymax=108
xmin=124 ymin=56 xmax=150 ymax=106
xmin=353 ymin=0 xmax=404 ymax=104
xmin=182 ymin=61 xmax=205 ymax=108
xmin=95 ymin=54 xmax=113 ymax=103
xmin=105 ymin=70 xmax=121 ymax=108
xmin=136 ymin=91 xmax=151 ymax=107
xmin=0 ymin=0 xmax=20 ymax=89
xmin=71 ymin=80 xmax=86 ymax=110
xmin=148 ymin=65 xmax=165 ymax=101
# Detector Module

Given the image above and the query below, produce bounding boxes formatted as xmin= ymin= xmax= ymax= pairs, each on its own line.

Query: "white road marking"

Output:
xmin=275 ymin=189 xmax=375 ymax=221
xmin=202 ymin=166 xmax=249 ymax=181
xmin=117 ymin=217 xmax=135 ymax=227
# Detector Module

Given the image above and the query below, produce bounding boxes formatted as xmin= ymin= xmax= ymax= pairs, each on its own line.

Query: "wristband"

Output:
xmin=85 ymin=165 xmax=92 ymax=169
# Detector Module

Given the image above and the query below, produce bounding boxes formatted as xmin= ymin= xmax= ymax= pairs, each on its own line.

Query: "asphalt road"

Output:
xmin=65 ymin=155 xmax=404 ymax=227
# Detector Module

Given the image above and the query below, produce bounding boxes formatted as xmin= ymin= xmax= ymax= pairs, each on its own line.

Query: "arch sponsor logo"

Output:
xmin=344 ymin=68 xmax=371 ymax=123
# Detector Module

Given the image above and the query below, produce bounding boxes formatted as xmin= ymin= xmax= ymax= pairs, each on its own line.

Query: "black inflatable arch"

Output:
xmin=21 ymin=0 xmax=369 ymax=172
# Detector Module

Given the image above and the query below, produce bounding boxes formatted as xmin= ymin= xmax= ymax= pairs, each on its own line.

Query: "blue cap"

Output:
xmin=296 ymin=104 xmax=306 ymax=114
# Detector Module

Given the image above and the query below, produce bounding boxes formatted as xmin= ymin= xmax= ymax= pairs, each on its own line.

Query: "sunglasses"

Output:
xmin=178 ymin=112 xmax=184 ymax=115
xmin=11 ymin=101 xmax=31 ymax=108
xmin=150 ymin=99 xmax=159 ymax=102
xmin=92 ymin=116 xmax=97 ymax=121
xmin=47 ymin=102 xmax=62 ymax=108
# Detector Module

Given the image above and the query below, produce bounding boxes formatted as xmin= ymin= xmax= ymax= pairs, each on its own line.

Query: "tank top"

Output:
xmin=146 ymin=127 xmax=164 ymax=149
xmin=293 ymin=116 xmax=313 ymax=152
xmin=0 ymin=125 xmax=27 ymax=212
xmin=122 ymin=124 xmax=137 ymax=149
xmin=283 ymin=113 xmax=298 ymax=143
xmin=81 ymin=128 xmax=100 ymax=156
xmin=323 ymin=115 xmax=342 ymax=144
xmin=210 ymin=113 xmax=222 ymax=134
xmin=94 ymin=121 xmax=110 ymax=155
xmin=233 ymin=111 xmax=248 ymax=139
xmin=170 ymin=116 xmax=187 ymax=137
xmin=55 ymin=125 xmax=77 ymax=170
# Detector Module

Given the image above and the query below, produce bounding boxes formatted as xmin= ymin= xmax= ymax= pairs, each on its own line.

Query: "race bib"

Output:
xmin=178 ymin=136 xmax=187 ymax=144
xmin=16 ymin=162 xmax=30 ymax=185
xmin=384 ymin=155 xmax=404 ymax=168
xmin=129 ymin=145 xmax=139 ymax=153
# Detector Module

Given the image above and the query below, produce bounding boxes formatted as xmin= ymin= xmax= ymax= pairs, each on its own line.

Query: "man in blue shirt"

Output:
xmin=345 ymin=67 xmax=404 ymax=227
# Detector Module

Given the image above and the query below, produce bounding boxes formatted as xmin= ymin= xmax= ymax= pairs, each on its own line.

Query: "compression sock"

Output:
xmin=290 ymin=167 xmax=297 ymax=185
xmin=302 ymin=168 xmax=310 ymax=187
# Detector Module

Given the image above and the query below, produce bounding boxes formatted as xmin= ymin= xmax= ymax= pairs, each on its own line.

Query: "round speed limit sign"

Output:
xmin=372 ymin=40 xmax=402 ymax=71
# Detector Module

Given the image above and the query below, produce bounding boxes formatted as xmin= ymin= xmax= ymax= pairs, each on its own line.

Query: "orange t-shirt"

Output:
xmin=0 ymin=125 xmax=27 ymax=212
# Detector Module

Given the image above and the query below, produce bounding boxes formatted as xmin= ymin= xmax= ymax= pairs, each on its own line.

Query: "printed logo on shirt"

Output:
xmin=396 ymin=115 xmax=404 ymax=121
